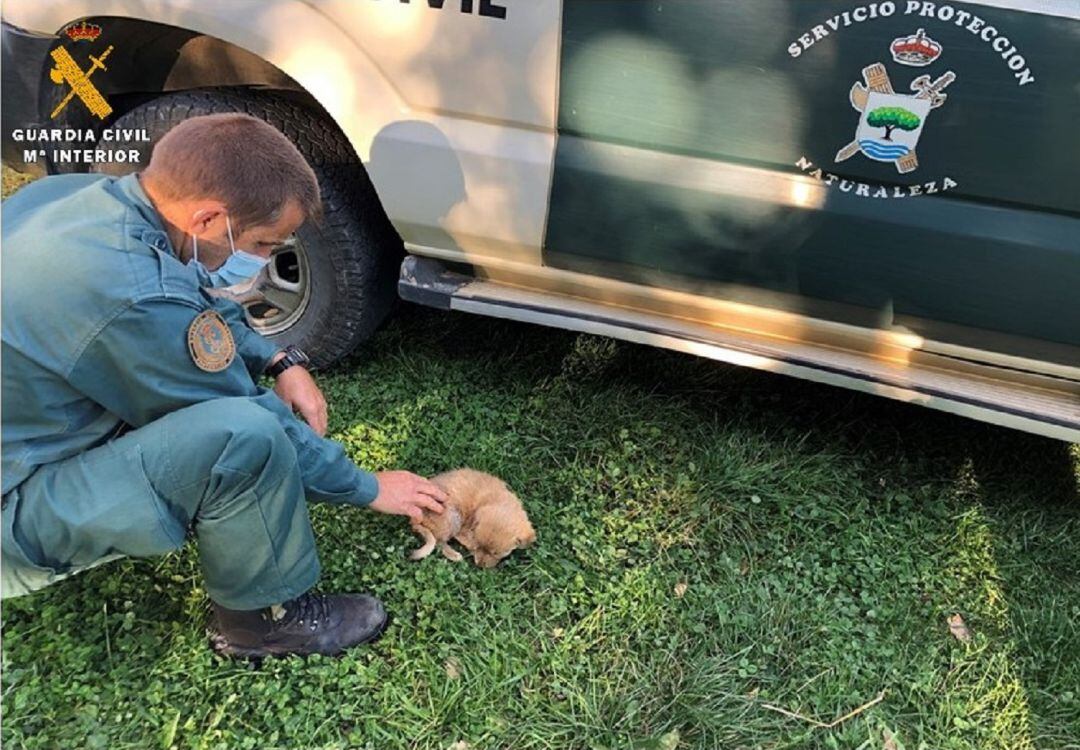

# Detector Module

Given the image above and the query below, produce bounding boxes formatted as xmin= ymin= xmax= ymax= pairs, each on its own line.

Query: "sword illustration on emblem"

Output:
xmin=835 ymin=59 xmax=955 ymax=174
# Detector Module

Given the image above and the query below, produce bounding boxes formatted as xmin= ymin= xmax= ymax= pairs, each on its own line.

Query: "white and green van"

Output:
xmin=3 ymin=0 xmax=1077 ymax=440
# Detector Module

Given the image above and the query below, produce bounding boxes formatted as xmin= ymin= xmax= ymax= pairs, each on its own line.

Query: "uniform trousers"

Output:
xmin=1 ymin=397 xmax=320 ymax=609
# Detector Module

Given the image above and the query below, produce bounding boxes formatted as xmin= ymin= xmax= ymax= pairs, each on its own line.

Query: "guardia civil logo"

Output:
xmin=51 ymin=22 xmax=113 ymax=121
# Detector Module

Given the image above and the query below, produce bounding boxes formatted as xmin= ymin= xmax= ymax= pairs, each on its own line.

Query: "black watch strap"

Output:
xmin=266 ymin=345 xmax=310 ymax=378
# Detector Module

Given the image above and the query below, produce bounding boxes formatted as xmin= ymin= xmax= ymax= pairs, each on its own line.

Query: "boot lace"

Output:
xmin=272 ymin=592 xmax=332 ymax=631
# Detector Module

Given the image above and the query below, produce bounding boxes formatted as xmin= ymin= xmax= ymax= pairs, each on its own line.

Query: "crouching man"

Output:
xmin=1 ymin=113 xmax=448 ymax=658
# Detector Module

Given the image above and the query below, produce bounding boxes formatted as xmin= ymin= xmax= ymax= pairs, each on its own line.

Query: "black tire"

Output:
xmin=92 ymin=88 xmax=402 ymax=369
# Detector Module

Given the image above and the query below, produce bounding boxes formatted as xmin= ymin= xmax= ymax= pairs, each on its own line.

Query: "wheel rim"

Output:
xmin=238 ymin=236 xmax=312 ymax=336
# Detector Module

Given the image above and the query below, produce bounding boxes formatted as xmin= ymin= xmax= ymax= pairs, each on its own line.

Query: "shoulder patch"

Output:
xmin=186 ymin=310 xmax=235 ymax=372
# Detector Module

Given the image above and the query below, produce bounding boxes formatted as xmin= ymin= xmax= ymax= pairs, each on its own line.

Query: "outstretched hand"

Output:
xmin=369 ymin=471 xmax=449 ymax=520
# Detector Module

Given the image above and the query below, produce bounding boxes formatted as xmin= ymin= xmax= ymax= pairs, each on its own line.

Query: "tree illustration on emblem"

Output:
xmin=866 ymin=106 xmax=921 ymax=140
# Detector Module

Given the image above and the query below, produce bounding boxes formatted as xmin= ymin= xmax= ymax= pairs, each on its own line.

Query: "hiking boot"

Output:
xmin=207 ymin=591 xmax=388 ymax=658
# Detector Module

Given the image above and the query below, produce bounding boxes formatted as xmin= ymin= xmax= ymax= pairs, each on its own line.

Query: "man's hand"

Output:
xmin=369 ymin=471 xmax=449 ymax=520
xmin=272 ymin=359 xmax=328 ymax=436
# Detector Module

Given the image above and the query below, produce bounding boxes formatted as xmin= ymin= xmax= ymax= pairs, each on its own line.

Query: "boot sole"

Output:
xmin=208 ymin=611 xmax=392 ymax=660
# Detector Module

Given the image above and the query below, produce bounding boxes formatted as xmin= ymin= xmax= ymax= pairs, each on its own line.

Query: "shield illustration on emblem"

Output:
xmin=855 ymin=91 xmax=932 ymax=163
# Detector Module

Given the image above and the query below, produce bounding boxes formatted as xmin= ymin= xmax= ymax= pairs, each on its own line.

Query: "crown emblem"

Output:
xmin=890 ymin=28 xmax=942 ymax=67
xmin=64 ymin=21 xmax=102 ymax=43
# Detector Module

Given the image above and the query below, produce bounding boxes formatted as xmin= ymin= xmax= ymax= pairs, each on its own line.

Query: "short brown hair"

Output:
xmin=144 ymin=113 xmax=321 ymax=230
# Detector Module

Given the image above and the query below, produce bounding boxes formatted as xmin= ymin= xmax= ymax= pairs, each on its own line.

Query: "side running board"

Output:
xmin=398 ymin=255 xmax=1080 ymax=442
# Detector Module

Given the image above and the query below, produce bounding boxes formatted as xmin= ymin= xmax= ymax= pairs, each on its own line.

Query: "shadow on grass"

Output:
xmin=362 ymin=303 xmax=1078 ymax=501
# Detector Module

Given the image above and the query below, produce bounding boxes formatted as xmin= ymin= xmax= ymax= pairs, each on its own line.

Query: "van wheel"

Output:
xmin=93 ymin=88 xmax=402 ymax=369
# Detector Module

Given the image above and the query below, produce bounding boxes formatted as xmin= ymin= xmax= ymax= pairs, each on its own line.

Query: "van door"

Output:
xmin=545 ymin=0 xmax=1079 ymax=364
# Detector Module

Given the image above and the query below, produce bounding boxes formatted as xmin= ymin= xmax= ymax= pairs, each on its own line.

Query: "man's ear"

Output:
xmin=187 ymin=204 xmax=227 ymax=236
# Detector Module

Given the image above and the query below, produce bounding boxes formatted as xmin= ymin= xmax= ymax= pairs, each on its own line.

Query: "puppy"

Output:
xmin=409 ymin=468 xmax=536 ymax=568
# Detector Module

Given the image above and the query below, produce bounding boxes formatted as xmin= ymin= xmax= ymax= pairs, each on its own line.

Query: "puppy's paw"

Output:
xmin=409 ymin=546 xmax=434 ymax=561
xmin=439 ymin=543 xmax=464 ymax=562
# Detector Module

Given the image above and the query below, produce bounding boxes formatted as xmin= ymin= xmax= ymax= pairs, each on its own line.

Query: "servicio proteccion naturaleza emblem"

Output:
xmin=793 ymin=22 xmax=966 ymax=198
xmin=187 ymin=310 xmax=236 ymax=372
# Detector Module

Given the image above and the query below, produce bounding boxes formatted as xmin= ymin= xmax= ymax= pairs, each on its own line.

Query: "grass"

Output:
xmin=2 ymin=167 xmax=1079 ymax=749
xmin=2 ymin=166 xmax=35 ymax=196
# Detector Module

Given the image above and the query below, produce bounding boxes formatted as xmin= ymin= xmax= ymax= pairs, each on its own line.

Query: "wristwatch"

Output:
xmin=266 ymin=345 xmax=310 ymax=378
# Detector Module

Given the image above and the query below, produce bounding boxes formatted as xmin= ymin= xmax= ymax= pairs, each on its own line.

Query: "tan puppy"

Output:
xmin=409 ymin=469 xmax=536 ymax=568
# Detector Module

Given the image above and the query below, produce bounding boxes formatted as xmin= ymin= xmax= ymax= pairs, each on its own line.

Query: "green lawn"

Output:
xmin=2 ymin=169 xmax=1079 ymax=749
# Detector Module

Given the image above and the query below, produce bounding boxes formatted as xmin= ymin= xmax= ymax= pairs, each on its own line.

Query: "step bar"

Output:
xmin=398 ymin=256 xmax=1080 ymax=442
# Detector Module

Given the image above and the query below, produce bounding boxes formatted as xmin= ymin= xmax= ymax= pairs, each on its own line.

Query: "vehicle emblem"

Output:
xmin=835 ymin=63 xmax=955 ymax=173
xmin=791 ymin=6 xmax=1034 ymax=198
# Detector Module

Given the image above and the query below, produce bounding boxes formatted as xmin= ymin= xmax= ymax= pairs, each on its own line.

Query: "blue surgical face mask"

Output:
xmin=189 ymin=214 xmax=270 ymax=289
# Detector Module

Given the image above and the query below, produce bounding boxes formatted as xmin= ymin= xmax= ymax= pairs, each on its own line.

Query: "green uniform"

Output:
xmin=1 ymin=173 xmax=379 ymax=609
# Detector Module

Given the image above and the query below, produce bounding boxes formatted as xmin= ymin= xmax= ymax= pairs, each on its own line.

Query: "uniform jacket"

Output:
xmin=1 ymin=173 xmax=380 ymax=511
